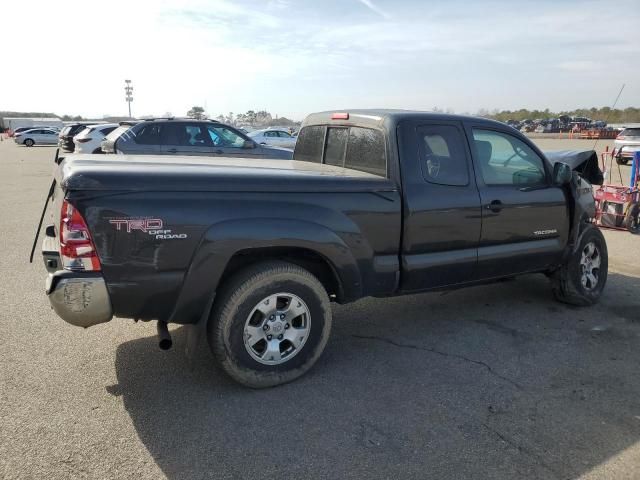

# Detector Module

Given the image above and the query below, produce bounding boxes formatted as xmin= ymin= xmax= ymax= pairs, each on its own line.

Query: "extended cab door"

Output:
xmin=465 ymin=124 xmax=570 ymax=278
xmin=398 ymin=120 xmax=482 ymax=292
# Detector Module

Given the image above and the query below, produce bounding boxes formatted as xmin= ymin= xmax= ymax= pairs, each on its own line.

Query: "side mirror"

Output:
xmin=242 ymin=140 xmax=256 ymax=149
xmin=552 ymin=162 xmax=572 ymax=185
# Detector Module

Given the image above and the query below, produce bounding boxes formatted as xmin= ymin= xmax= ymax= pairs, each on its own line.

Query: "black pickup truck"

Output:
xmin=37 ymin=110 xmax=607 ymax=387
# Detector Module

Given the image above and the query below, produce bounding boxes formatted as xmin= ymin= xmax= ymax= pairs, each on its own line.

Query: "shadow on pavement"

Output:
xmin=112 ymin=273 xmax=640 ymax=479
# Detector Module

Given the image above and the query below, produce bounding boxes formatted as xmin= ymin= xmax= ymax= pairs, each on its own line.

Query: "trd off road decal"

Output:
xmin=108 ymin=218 xmax=187 ymax=239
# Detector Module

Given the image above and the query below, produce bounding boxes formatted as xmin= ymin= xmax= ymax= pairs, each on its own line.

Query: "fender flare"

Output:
xmin=168 ymin=218 xmax=363 ymax=324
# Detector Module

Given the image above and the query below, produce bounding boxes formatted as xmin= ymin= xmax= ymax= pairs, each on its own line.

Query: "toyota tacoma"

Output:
xmin=35 ymin=110 xmax=607 ymax=388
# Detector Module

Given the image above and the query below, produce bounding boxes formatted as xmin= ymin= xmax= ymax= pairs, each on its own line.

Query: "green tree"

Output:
xmin=187 ymin=106 xmax=206 ymax=120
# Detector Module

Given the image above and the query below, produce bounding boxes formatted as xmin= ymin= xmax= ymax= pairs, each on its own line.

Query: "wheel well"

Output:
xmin=219 ymin=247 xmax=343 ymax=301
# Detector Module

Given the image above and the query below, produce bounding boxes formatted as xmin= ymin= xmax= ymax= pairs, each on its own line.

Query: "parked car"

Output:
xmin=11 ymin=126 xmax=60 ymax=136
xmin=14 ymin=128 xmax=59 ymax=146
xmin=38 ymin=109 xmax=606 ymax=388
xmin=58 ymin=123 xmax=105 ymax=152
xmin=248 ymin=128 xmax=297 ymax=149
xmin=101 ymin=118 xmax=293 ymax=159
xmin=613 ymin=128 xmax=640 ymax=165
xmin=73 ymin=123 xmax=118 ymax=154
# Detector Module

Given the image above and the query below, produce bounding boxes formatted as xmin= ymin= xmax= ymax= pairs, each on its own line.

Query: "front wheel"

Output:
xmin=208 ymin=261 xmax=332 ymax=388
xmin=551 ymin=225 xmax=608 ymax=306
xmin=615 ymin=157 xmax=628 ymax=165
xmin=24 ymin=139 xmax=35 ymax=147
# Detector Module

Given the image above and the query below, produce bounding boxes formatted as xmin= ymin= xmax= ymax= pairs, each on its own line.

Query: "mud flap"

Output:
xmin=184 ymin=294 xmax=216 ymax=368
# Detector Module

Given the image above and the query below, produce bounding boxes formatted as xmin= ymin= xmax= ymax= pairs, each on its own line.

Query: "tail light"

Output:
xmin=617 ymin=135 xmax=625 ymax=140
xmin=60 ymin=200 xmax=101 ymax=271
xmin=76 ymin=138 xmax=92 ymax=143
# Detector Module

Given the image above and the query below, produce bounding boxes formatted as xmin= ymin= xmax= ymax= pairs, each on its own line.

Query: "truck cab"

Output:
xmin=294 ymin=110 xmax=571 ymax=292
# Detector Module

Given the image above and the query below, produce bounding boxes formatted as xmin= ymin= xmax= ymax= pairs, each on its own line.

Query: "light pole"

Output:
xmin=124 ymin=80 xmax=133 ymax=118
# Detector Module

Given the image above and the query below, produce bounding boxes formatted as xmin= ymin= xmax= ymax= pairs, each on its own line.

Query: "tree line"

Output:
xmin=186 ymin=106 xmax=298 ymax=127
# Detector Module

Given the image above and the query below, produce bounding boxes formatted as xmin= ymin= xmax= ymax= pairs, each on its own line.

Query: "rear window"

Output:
xmin=345 ymin=127 xmax=386 ymax=176
xmin=60 ymin=126 xmax=72 ymax=135
xmin=99 ymin=126 xmax=117 ymax=136
xmin=294 ymin=125 xmax=387 ymax=176
xmin=621 ymin=128 xmax=640 ymax=137
xmin=105 ymin=126 xmax=130 ymax=142
xmin=324 ymin=128 xmax=348 ymax=167
xmin=294 ymin=126 xmax=325 ymax=163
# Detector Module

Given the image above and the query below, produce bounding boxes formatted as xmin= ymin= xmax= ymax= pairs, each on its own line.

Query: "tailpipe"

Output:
xmin=157 ymin=321 xmax=172 ymax=350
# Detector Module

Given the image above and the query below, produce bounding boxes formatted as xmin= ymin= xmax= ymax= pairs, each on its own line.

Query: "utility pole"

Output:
xmin=124 ymin=80 xmax=133 ymax=118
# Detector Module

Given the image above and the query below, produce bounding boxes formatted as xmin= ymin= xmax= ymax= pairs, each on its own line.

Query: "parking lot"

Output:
xmin=1 ymin=139 xmax=639 ymax=479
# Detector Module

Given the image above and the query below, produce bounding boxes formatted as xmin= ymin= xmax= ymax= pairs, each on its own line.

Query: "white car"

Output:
xmin=73 ymin=123 xmax=119 ymax=154
xmin=248 ymin=128 xmax=297 ymax=149
xmin=14 ymin=128 xmax=59 ymax=147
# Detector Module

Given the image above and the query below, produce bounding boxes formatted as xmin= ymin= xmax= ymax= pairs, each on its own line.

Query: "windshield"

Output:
xmin=621 ymin=128 xmax=640 ymax=137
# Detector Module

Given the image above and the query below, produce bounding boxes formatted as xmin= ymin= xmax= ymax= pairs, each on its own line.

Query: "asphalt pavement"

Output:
xmin=1 ymin=139 xmax=639 ymax=480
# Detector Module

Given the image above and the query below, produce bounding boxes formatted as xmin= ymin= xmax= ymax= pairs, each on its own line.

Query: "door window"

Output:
xmin=206 ymin=125 xmax=246 ymax=148
xmin=134 ymin=124 xmax=164 ymax=145
xmin=277 ymin=131 xmax=292 ymax=137
xmin=472 ymin=129 xmax=547 ymax=186
xmin=418 ymin=125 xmax=469 ymax=186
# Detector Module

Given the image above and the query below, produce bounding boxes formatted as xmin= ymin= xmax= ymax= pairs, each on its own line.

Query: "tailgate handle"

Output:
xmin=167 ymin=148 xmax=177 ymax=153
xmin=486 ymin=200 xmax=503 ymax=213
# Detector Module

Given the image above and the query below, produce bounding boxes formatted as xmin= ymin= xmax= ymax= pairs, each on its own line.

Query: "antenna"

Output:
xmin=593 ymin=83 xmax=625 ymax=152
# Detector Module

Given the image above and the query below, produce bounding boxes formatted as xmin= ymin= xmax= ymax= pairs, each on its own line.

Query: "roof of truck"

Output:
xmin=303 ymin=109 xmax=506 ymax=129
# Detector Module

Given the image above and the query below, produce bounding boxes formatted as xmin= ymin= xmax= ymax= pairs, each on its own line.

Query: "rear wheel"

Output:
xmin=551 ymin=225 xmax=608 ymax=306
xmin=91 ymin=148 xmax=104 ymax=154
xmin=625 ymin=203 xmax=640 ymax=234
xmin=208 ymin=261 xmax=332 ymax=388
xmin=24 ymin=139 xmax=34 ymax=147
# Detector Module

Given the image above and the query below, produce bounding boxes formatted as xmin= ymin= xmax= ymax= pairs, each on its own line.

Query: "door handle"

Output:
xmin=167 ymin=148 xmax=177 ymax=153
xmin=485 ymin=200 xmax=503 ymax=213
xmin=214 ymin=149 xmax=224 ymax=154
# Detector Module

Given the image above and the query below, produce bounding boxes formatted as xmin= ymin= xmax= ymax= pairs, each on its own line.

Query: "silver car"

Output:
xmin=614 ymin=128 xmax=640 ymax=165
xmin=248 ymin=128 xmax=297 ymax=149
xmin=14 ymin=128 xmax=59 ymax=147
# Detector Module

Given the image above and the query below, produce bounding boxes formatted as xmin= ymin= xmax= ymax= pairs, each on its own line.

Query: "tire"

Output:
xmin=24 ymin=139 xmax=34 ymax=147
xmin=91 ymin=148 xmax=105 ymax=154
xmin=551 ymin=225 xmax=608 ymax=306
xmin=208 ymin=261 xmax=332 ymax=388
xmin=615 ymin=157 xmax=628 ymax=165
xmin=625 ymin=203 xmax=640 ymax=234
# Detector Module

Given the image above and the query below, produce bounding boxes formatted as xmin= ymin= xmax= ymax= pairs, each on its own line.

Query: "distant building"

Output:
xmin=1 ymin=117 xmax=63 ymax=131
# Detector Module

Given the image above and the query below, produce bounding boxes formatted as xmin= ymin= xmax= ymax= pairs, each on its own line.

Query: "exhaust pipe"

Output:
xmin=157 ymin=321 xmax=172 ymax=350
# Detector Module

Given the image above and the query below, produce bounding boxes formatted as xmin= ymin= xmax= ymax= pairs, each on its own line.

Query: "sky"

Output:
xmin=1 ymin=0 xmax=639 ymax=120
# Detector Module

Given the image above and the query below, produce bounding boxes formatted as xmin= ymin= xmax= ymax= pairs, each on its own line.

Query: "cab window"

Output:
xmin=418 ymin=125 xmax=469 ymax=186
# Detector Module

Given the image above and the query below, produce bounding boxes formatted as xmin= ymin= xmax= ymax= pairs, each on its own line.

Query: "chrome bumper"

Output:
xmin=46 ymin=273 xmax=113 ymax=328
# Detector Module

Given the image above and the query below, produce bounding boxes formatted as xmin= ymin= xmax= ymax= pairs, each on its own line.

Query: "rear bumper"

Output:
xmin=46 ymin=271 xmax=113 ymax=328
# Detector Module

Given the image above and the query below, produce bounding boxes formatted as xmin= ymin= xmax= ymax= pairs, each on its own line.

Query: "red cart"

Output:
xmin=594 ymin=150 xmax=639 ymax=233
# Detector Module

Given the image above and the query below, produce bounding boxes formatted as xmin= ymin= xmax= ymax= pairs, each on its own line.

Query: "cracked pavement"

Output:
xmin=1 ymin=140 xmax=640 ymax=480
